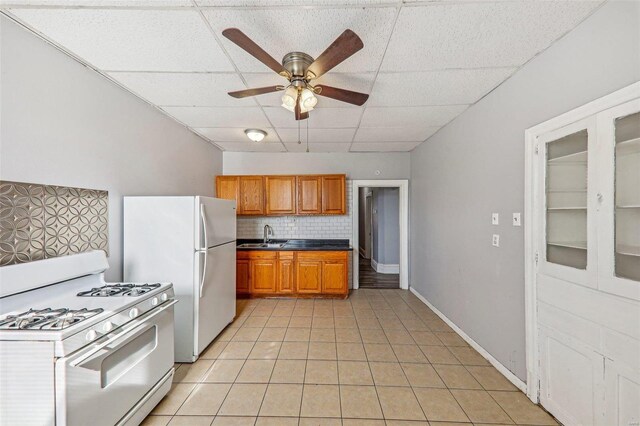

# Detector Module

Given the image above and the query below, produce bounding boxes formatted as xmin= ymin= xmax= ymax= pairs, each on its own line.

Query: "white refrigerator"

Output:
xmin=123 ymin=196 xmax=236 ymax=362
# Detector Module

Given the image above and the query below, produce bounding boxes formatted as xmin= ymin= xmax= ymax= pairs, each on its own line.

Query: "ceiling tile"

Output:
xmin=241 ymin=72 xmax=375 ymax=108
xmin=108 ymin=72 xmax=255 ymax=107
xmin=360 ymin=106 xmax=466 ymax=128
xmin=264 ymin=107 xmax=362 ymax=129
xmin=284 ymin=143 xmax=350 ymax=153
xmin=2 ymin=0 xmax=191 ymax=5
xmin=369 ymin=68 xmax=516 ymax=106
xmin=10 ymin=9 xmax=233 ymax=72
xmin=276 ymin=128 xmax=355 ymax=143
xmin=162 ymin=106 xmax=270 ymax=128
xmin=192 ymin=127 xmax=279 ymax=143
xmin=381 ymin=1 xmax=601 ymax=71
xmin=202 ymin=7 xmax=397 ymax=73
xmin=217 ymin=142 xmax=285 ymax=152
xmin=354 ymin=126 xmax=439 ymax=142
xmin=350 ymin=142 xmax=421 ymax=152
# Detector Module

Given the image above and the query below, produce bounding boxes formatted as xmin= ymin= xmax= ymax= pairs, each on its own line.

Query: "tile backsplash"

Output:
xmin=237 ymin=180 xmax=353 ymax=242
xmin=0 ymin=181 xmax=108 ymax=266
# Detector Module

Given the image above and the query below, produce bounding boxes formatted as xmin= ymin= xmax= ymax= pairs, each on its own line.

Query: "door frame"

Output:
xmin=524 ymin=81 xmax=640 ymax=403
xmin=352 ymin=180 xmax=409 ymax=290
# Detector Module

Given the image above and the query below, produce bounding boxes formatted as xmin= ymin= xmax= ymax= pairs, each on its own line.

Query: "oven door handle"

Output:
xmin=69 ymin=300 xmax=177 ymax=368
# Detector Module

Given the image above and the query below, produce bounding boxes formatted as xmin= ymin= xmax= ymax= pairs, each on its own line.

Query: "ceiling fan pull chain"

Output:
xmin=306 ymin=117 xmax=310 ymax=153
xmin=297 ymin=119 xmax=301 ymax=144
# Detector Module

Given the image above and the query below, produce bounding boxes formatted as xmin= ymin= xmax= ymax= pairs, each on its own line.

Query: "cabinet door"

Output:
xmin=250 ymin=259 xmax=277 ymax=293
xmin=266 ymin=176 xmax=296 ymax=215
xmin=298 ymin=176 xmax=322 ymax=214
xmin=216 ymin=176 xmax=239 ymax=204
xmin=277 ymin=253 xmax=295 ymax=293
xmin=240 ymin=176 xmax=265 ymax=215
xmin=322 ymin=260 xmax=348 ymax=294
xmin=322 ymin=175 xmax=346 ymax=214
xmin=296 ymin=260 xmax=322 ymax=294
xmin=236 ymin=259 xmax=250 ymax=294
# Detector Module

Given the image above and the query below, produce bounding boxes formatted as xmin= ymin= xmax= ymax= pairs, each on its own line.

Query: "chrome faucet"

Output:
xmin=263 ymin=224 xmax=273 ymax=244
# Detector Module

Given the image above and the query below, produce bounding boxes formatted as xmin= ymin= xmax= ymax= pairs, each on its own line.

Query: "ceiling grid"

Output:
xmin=0 ymin=0 xmax=605 ymax=153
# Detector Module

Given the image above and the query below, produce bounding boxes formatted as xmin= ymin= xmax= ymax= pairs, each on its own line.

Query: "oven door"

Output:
xmin=55 ymin=300 xmax=176 ymax=426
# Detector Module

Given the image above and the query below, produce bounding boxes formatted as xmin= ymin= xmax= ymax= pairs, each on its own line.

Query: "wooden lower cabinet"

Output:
xmin=237 ymin=250 xmax=349 ymax=298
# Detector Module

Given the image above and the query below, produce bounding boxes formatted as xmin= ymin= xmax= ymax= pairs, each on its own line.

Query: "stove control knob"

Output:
xmin=103 ymin=321 xmax=114 ymax=332
xmin=161 ymin=293 xmax=168 ymax=302
xmin=129 ymin=308 xmax=140 ymax=319
xmin=86 ymin=330 xmax=98 ymax=341
xmin=151 ymin=297 xmax=159 ymax=306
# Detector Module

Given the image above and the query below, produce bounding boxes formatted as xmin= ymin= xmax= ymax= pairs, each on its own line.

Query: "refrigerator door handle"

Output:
xmin=199 ymin=250 xmax=207 ymax=298
xmin=200 ymin=203 xmax=209 ymax=251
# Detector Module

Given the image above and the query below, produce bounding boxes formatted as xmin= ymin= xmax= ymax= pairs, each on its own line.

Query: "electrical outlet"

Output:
xmin=492 ymin=213 xmax=499 ymax=225
xmin=492 ymin=234 xmax=500 ymax=247
xmin=513 ymin=213 xmax=521 ymax=227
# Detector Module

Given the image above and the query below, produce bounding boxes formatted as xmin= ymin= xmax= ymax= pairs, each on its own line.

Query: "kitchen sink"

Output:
xmin=237 ymin=242 xmax=287 ymax=248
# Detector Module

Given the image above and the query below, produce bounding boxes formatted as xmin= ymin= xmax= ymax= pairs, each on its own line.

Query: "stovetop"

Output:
xmin=77 ymin=283 xmax=161 ymax=297
xmin=0 ymin=308 xmax=104 ymax=330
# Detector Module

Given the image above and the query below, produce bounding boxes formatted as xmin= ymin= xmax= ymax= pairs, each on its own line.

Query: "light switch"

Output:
xmin=492 ymin=213 xmax=499 ymax=225
xmin=512 ymin=213 xmax=521 ymax=227
xmin=492 ymin=234 xmax=500 ymax=247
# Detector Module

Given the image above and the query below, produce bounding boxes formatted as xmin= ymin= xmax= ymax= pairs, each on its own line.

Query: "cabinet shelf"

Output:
xmin=547 ymin=207 xmax=587 ymax=211
xmin=616 ymin=245 xmax=640 ymax=257
xmin=616 ymin=137 xmax=640 ymax=156
xmin=548 ymin=150 xmax=587 ymax=163
xmin=548 ymin=241 xmax=587 ymax=250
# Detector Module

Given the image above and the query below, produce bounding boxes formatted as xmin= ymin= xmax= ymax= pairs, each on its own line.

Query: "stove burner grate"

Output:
xmin=77 ymin=283 xmax=161 ymax=297
xmin=0 ymin=308 xmax=104 ymax=330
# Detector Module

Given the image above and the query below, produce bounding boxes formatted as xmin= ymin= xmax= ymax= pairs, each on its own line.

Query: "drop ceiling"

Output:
xmin=0 ymin=0 xmax=603 ymax=152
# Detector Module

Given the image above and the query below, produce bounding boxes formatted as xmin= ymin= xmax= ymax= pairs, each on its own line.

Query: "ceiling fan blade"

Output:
xmin=306 ymin=30 xmax=364 ymax=79
xmin=222 ymin=28 xmax=290 ymax=77
xmin=228 ymin=86 xmax=283 ymax=98
xmin=314 ymin=85 xmax=369 ymax=106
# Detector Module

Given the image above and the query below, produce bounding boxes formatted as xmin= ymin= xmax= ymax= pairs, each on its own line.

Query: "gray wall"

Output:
xmin=0 ymin=16 xmax=223 ymax=281
xmin=358 ymin=187 xmax=369 ymax=254
xmin=372 ymin=187 xmax=400 ymax=265
xmin=223 ymin=152 xmax=410 ymax=180
xmin=409 ymin=0 xmax=640 ymax=382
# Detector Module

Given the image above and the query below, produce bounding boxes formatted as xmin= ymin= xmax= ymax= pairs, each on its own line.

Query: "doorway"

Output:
xmin=351 ymin=180 xmax=409 ymax=290
xmin=357 ymin=187 xmax=400 ymax=289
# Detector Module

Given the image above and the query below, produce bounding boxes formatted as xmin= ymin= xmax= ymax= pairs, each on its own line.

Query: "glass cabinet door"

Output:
xmin=545 ymin=129 xmax=589 ymax=269
xmin=614 ymin=111 xmax=640 ymax=281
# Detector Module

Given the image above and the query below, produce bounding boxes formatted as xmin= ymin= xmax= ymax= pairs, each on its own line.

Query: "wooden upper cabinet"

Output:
xmin=298 ymin=176 xmax=322 ymax=215
xmin=218 ymin=174 xmax=345 ymax=216
xmin=265 ymin=176 xmax=296 ymax=215
xmin=239 ymin=176 xmax=265 ymax=215
xmin=216 ymin=176 xmax=239 ymax=203
xmin=322 ymin=175 xmax=346 ymax=215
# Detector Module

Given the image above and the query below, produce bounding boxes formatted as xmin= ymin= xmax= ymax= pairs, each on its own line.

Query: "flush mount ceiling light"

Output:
xmin=245 ymin=129 xmax=267 ymax=142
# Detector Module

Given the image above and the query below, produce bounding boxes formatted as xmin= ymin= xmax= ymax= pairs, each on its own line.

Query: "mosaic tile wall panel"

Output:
xmin=0 ymin=181 xmax=108 ymax=266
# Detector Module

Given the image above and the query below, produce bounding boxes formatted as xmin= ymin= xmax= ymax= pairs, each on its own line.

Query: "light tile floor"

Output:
xmin=144 ymin=289 xmax=558 ymax=426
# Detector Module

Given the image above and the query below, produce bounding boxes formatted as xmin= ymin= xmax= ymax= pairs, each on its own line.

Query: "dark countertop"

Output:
xmin=237 ymin=239 xmax=353 ymax=251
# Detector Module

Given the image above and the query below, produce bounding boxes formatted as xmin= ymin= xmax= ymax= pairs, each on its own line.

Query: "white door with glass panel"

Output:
xmin=532 ymin=90 xmax=639 ymax=426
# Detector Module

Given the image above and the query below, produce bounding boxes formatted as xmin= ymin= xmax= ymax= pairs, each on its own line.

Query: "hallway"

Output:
xmin=358 ymin=256 xmax=399 ymax=289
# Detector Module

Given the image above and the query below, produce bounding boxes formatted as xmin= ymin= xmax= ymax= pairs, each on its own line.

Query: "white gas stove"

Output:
xmin=0 ymin=251 xmax=177 ymax=426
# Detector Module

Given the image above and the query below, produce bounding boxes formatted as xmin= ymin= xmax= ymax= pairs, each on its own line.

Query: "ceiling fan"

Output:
xmin=222 ymin=28 xmax=370 ymax=121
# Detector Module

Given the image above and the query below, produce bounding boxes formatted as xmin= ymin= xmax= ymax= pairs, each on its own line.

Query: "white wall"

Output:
xmin=373 ymin=187 xmax=399 ymax=266
xmin=223 ymin=152 xmax=410 ymax=180
xmin=0 ymin=16 xmax=223 ymax=281
xmin=409 ymin=0 xmax=640 ymax=382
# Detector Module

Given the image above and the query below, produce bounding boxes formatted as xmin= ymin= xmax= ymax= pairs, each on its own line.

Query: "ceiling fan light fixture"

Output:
xmin=281 ymin=86 xmax=298 ymax=112
xmin=245 ymin=129 xmax=267 ymax=142
xmin=300 ymin=88 xmax=318 ymax=111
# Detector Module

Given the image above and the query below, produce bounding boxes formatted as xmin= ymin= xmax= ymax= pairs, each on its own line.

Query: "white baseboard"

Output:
xmin=409 ymin=287 xmax=527 ymax=393
xmin=370 ymin=258 xmax=399 ymax=274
